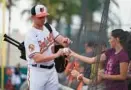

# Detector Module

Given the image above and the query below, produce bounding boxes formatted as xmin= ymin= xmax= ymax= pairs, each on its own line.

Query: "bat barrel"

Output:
xmin=4 ymin=34 xmax=21 ymax=45
xmin=4 ymin=38 xmax=19 ymax=47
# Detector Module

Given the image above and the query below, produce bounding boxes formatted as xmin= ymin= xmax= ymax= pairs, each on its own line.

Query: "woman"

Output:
xmin=69 ymin=29 xmax=131 ymax=90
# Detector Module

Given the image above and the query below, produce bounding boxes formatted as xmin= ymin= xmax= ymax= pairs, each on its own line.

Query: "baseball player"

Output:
xmin=24 ymin=4 xmax=71 ymax=90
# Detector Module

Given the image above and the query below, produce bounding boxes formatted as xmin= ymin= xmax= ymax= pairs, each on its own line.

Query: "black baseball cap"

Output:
xmin=31 ymin=5 xmax=49 ymax=17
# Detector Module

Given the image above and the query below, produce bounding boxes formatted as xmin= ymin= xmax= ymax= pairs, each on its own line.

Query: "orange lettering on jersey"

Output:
xmin=38 ymin=34 xmax=54 ymax=53
xmin=38 ymin=41 xmax=46 ymax=48
xmin=38 ymin=40 xmax=47 ymax=53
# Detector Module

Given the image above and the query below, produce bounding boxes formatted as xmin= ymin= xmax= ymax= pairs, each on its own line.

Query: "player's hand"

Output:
xmin=62 ymin=48 xmax=71 ymax=56
xmin=71 ymin=69 xmax=80 ymax=77
xmin=62 ymin=37 xmax=72 ymax=46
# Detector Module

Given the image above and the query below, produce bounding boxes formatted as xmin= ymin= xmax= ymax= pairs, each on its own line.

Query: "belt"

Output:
xmin=32 ymin=64 xmax=54 ymax=69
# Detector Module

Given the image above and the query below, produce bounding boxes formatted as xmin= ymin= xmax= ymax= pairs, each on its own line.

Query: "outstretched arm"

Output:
xmin=70 ymin=50 xmax=106 ymax=64
xmin=71 ymin=70 xmax=103 ymax=85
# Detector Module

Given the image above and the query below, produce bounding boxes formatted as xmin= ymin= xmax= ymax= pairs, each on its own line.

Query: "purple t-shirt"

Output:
xmin=104 ymin=48 xmax=129 ymax=90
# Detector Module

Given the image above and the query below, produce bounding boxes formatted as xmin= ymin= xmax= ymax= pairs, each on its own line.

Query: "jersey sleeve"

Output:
xmin=24 ymin=33 xmax=40 ymax=59
xmin=50 ymin=25 xmax=60 ymax=38
xmin=118 ymin=51 xmax=129 ymax=63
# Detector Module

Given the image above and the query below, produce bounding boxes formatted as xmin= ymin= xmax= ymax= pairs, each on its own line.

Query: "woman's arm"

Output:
xmin=80 ymin=76 xmax=92 ymax=85
xmin=100 ymin=62 xmax=128 ymax=80
xmin=71 ymin=70 xmax=92 ymax=84
xmin=71 ymin=70 xmax=103 ymax=85
xmin=82 ymin=76 xmax=103 ymax=85
xmin=70 ymin=50 xmax=106 ymax=64
xmin=72 ymin=52 xmax=95 ymax=64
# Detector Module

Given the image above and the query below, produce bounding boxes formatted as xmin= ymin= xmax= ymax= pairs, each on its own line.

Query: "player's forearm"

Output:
xmin=59 ymin=36 xmax=67 ymax=47
xmin=33 ymin=53 xmax=58 ymax=63
xmin=55 ymin=35 xmax=64 ymax=46
xmin=72 ymin=52 xmax=95 ymax=64
xmin=55 ymin=35 xmax=70 ymax=47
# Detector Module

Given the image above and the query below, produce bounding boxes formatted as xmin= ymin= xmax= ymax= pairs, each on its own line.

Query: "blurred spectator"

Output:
xmin=79 ymin=41 xmax=95 ymax=90
xmin=5 ymin=67 xmax=14 ymax=90
xmin=11 ymin=63 xmax=26 ymax=90
xmin=20 ymin=80 xmax=29 ymax=90
xmin=58 ymin=57 xmax=76 ymax=90
xmin=90 ymin=41 xmax=107 ymax=79
xmin=89 ymin=41 xmax=107 ymax=90
xmin=83 ymin=41 xmax=96 ymax=79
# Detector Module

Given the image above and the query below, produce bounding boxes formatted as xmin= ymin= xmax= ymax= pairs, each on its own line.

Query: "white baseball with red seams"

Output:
xmin=63 ymin=48 xmax=70 ymax=54
xmin=63 ymin=48 xmax=69 ymax=53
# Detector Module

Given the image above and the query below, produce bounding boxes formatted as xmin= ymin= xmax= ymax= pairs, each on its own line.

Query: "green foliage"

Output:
xmin=22 ymin=0 xmax=119 ymax=29
xmin=60 ymin=0 xmax=81 ymax=23
xmin=87 ymin=0 xmax=102 ymax=12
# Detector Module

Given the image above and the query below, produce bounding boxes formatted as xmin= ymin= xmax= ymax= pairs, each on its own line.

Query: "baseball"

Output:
xmin=63 ymin=48 xmax=69 ymax=53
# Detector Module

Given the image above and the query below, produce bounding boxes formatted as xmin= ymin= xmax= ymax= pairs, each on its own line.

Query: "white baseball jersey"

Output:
xmin=24 ymin=25 xmax=59 ymax=66
xmin=25 ymin=25 xmax=60 ymax=90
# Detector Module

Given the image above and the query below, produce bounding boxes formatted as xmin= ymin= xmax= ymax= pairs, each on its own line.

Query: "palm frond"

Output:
xmin=111 ymin=0 xmax=119 ymax=8
xmin=21 ymin=9 xmax=30 ymax=16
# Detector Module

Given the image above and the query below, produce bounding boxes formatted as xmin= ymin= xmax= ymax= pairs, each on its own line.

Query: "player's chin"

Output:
xmin=39 ymin=22 xmax=44 ymax=26
xmin=42 ymin=21 xmax=45 ymax=25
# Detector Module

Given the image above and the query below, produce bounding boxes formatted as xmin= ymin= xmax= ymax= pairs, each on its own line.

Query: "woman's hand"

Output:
xmin=98 ymin=69 xmax=105 ymax=80
xmin=71 ymin=69 xmax=80 ymax=77
xmin=66 ymin=48 xmax=76 ymax=57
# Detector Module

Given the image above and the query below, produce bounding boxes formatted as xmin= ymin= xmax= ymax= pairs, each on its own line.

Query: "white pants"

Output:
xmin=27 ymin=66 xmax=59 ymax=90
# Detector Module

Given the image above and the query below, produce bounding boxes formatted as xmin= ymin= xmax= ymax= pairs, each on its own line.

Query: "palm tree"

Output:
xmin=52 ymin=0 xmax=81 ymax=37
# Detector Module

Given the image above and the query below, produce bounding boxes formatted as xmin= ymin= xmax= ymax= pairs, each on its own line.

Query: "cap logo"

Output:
xmin=40 ymin=8 xmax=44 ymax=12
